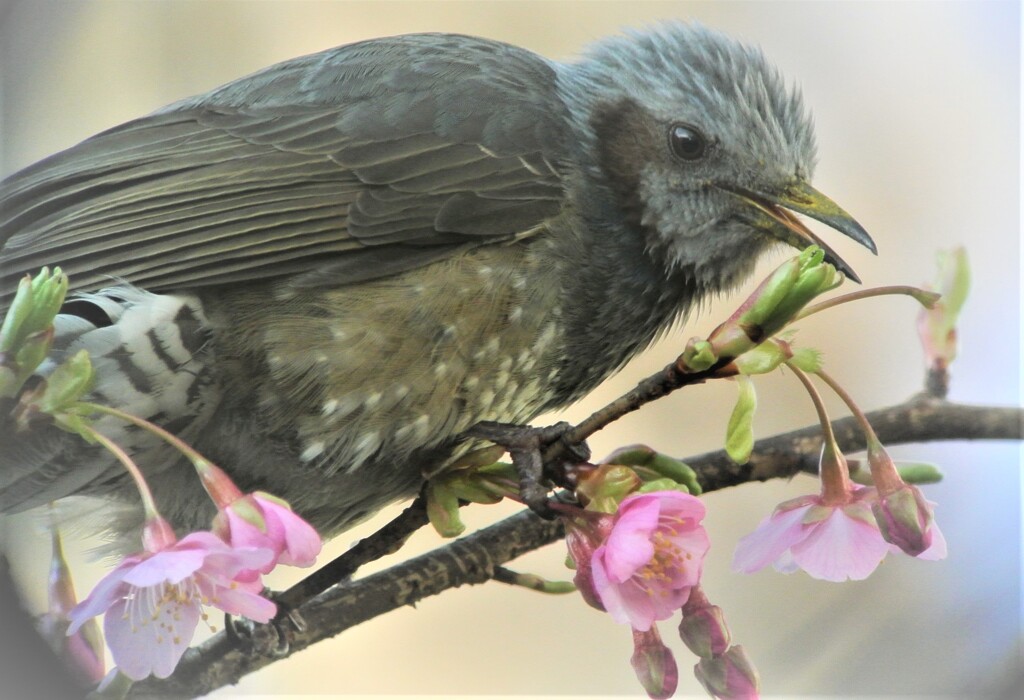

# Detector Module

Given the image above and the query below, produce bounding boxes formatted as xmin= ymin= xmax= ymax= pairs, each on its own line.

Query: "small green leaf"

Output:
xmin=725 ymin=376 xmax=757 ymax=464
xmin=733 ymin=340 xmax=790 ymax=375
xmin=788 ymin=346 xmax=824 ymax=372
xmin=36 ymin=350 xmax=95 ymax=414
xmin=636 ymin=477 xmax=690 ymax=495
xmin=896 ymin=462 xmax=944 ymax=485
xmin=938 ymin=247 xmax=970 ymax=320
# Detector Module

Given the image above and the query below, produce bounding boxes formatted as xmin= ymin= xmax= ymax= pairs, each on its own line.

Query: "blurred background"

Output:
xmin=0 ymin=1 xmax=1019 ymax=698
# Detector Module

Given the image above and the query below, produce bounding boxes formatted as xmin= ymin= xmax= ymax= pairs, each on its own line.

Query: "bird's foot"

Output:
xmin=465 ymin=421 xmax=590 ymax=518
xmin=225 ymin=593 xmax=307 ymax=658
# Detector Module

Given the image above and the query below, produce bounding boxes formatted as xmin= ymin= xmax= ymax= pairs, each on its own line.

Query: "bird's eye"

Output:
xmin=668 ymin=124 xmax=707 ymax=161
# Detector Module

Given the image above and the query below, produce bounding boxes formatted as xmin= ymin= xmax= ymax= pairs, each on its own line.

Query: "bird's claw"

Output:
xmin=225 ymin=594 xmax=306 ymax=659
xmin=466 ymin=420 xmax=590 ymax=518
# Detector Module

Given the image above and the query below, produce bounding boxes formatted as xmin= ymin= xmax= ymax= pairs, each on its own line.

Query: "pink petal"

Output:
xmin=123 ymin=548 xmax=208 ymax=587
xmin=791 ymin=509 xmax=890 ymax=581
xmin=916 ymin=521 xmax=948 ymax=561
xmin=732 ymin=505 xmax=810 ymax=574
xmin=662 ymin=526 xmax=710 ymax=589
xmin=103 ymin=590 xmax=200 ymax=680
xmin=201 ymin=546 xmax=276 ymax=580
xmin=593 ymin=559 xmax=655 ymax=631
xmin=650 ymin=490 xmax=707 ymax=523
xmin=199 ymin=579 xmax=277 ymax=622
xmin=602 ymin=498 xmax=660 ymax=582
xmin=67 ymin=559 xmax=136 ymax=634
xmin=259 ymin=498 xmax=322 ymax=567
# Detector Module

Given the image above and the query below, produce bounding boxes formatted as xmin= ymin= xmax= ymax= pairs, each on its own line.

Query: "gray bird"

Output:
xmin=0 ymin=24 xmax=874 ymax=545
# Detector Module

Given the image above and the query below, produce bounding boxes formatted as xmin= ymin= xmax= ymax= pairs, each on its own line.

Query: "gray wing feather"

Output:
xmin=0 ymin=33 xmax=569 ymax=302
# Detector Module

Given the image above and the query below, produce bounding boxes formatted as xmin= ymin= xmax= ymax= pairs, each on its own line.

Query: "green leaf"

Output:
xmin=425 ymin=482 xmax=465 ymax=538
xmin=637 ymin=477 xmax=691 ymax=495
xmin=788 ymin=346 xmax=824 ymax=372
xmin=733 ymin=340 xmax=790 ymax=375
xmin=725 ymin=376 xmax=757 ymax=464
xmin=36 ymin=350 xmax=95 ymax=414
xmin=938 ymin=247 xmax=970 ymax=321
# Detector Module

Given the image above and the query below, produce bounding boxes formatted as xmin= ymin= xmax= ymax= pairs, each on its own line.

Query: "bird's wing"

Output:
xmin=0 ymin=34 xmax=569 ymax=300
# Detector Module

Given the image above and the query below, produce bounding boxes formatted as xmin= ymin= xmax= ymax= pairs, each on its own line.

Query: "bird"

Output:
xmin=0 ymin=23 xmax=875 ymax=547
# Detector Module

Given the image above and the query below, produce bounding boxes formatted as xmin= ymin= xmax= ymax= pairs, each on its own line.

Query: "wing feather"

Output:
xmin=0 ymin=33 xmax=570 ymax=302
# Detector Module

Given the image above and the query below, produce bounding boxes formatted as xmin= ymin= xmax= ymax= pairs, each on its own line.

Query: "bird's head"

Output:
xmin=560 ymin=22 xmax=875 ymax=290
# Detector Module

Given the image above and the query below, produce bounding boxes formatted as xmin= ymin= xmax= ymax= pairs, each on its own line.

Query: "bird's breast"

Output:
xmin=203 ymin=242 xmax=568 ymax=478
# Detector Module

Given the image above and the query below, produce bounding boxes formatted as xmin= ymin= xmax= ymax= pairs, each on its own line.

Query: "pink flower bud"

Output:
xmin=631 ymin=627 xmax=679 ymax=700
xmin=679 ymin=602 xmax=731 ymax=658
xmin=871 ymin=483 xmax=935 ymax=556
xmin=694 ymin=645 xmax=761 ymax=700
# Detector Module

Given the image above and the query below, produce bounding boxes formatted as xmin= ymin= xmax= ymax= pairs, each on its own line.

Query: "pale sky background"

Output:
xmin=0 ymin=1 xmax=1020 ymax=698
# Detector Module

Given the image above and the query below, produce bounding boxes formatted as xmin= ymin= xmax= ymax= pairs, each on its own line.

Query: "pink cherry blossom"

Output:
xmin=733 ymin=485 xmax=947 ymax=582
xmin=68 ymin=529 xmax=276 ymax=680
xmin=214 ymin=492 xmax=322 ymax=572
xmin=591 ymin=491 xmax=710 ymax=631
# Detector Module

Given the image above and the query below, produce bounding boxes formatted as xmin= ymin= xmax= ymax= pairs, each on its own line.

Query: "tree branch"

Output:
xmin=130 ymin=397 xmax=1022 ymax=698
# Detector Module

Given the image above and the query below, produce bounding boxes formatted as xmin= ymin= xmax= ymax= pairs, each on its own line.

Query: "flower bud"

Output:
xmin=575 ymin=463 xmax=643 ymax=513
xmin=707 ymin=247 xmax=837 ymax=361
xmin=0 ymin=267 xmax=68 ymax=353
xmin=917 ymin=247 xmax=969 ymax=369
xmin=602 ymin=445 xmax=701 ymax=495
xmin=680 ymin=337 xmax=717 ymax=372
xmin=679 ymin=603 xmax=731 ymax=658
xmin=694 ymin=645 xmax=761 ymax=700
xmin=631 ymin=627 xmax=679 ymax=700
xmin=871 ymin=484 xmax=935 ymax=556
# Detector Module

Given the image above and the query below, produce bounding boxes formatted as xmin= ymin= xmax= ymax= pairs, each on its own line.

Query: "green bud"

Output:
xmin=765 ymin=250 xmax=838 ymax=335
xmin=739 ymin=254 xmax=802 ymax=328
xmin=0 ymin=268 xmax=68 ymax=353
xmin=680 ymin=338 xmax=717 ymax=372
xmin=606 ymin=446 xmax=702 ymax=496
xmin=35 ymin=350 xmax=94 ymax=414
xmin=725 ymin=376 xmax=757 ymax=464
xmin=733 ymin=338 xmax=791 ymax=375
xmin=576 ymin=464 xmax=642 ymax=513
xmin=4 ymin=328 xmax=56 ymax=398
xmin=706 ymin=248 xmax=838 ymax=362
xmin=425 ymin=482 xmax=465 ymax=538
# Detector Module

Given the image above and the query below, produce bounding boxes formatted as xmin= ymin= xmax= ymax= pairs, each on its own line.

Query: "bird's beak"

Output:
xmin=717 ymin=179 xmax=877 ymax=283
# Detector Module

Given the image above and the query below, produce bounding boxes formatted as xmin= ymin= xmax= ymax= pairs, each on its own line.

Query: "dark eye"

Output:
xmin=668 ymin=124 xmax=707 ymax=161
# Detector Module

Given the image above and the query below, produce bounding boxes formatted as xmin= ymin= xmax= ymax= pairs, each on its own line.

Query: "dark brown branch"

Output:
xmin=130 ymin=398 xmax=1022 ymax=698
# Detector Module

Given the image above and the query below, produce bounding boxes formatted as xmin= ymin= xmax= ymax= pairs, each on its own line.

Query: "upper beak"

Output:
xmin=716 ymin=179 xmax=877 ymax=283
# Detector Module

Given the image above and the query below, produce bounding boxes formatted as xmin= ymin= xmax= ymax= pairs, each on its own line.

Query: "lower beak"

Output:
xmin=717 ymin=180 xmax=877 ymax=283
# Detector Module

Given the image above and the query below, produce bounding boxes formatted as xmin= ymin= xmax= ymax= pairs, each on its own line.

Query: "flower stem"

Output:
xmin=79 ymin=423 xmax=161 ymax=519
xmin=79 ymin=402 xmax=210 ymax=467
xmin=786 ymin=364 xmax=853 ymax=501
xmin=794 ymin=285 xmax=939 ymax=322
xmin=786 ymin=364 xmax=836 ymax=445
xmin=815 ymin=370 xmax=881 ymax=448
